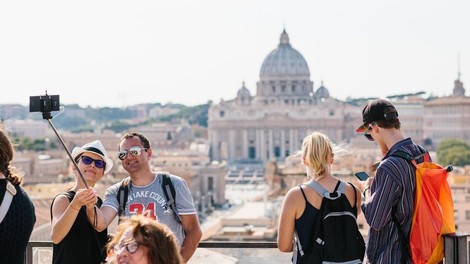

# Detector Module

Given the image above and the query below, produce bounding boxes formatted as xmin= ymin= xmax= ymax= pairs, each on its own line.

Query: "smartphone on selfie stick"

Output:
xmin=30 ymin=92 xmax=89 ymax=188
xmin=354 ymin=171 xmax=369 ymax=181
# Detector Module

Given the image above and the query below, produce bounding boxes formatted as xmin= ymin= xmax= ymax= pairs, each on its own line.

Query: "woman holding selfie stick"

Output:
xmin=50 ymin=140 xmax=113 ymax=264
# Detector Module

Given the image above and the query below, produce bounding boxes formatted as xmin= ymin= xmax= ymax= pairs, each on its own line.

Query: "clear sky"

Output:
xmin=1 ymin=0 xmax=469 ymax=108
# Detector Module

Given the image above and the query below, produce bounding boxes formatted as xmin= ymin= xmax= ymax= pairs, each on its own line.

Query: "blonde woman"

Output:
xmin=277 ymin=132 xmax=362 ymax=263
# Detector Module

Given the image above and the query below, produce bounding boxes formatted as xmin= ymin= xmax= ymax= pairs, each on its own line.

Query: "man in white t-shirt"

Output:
xmin=97 ymin=132 xmax=202 ymax=262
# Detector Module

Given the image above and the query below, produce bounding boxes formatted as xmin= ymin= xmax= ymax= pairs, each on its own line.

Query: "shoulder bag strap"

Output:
xmin=0 ymin=181 xmax=16 ymax=224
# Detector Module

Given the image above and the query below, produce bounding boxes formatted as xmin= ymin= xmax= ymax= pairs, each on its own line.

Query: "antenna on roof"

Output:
xmin=457 ymin=52 xmax=461 ymax=80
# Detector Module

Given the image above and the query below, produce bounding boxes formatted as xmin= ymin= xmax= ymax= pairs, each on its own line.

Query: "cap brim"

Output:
xmin=356 ymin=124 xmax=367 ymax=132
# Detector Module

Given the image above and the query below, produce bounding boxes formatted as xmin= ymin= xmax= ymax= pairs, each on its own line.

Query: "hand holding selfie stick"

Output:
xmin=29 ymin=92 xmax=89 ymax=189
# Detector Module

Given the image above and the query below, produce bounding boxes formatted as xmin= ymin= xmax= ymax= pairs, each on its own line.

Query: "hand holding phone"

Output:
xmin=354 ymin=171 xmax=369 ymax=181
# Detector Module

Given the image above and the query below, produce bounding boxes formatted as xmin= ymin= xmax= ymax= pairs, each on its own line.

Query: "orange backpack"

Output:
xmin=393 ymin=148 xmax=456 ymax=264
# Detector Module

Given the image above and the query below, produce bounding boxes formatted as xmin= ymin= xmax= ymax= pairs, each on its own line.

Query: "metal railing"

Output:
xmin=26 ymin=235 xmax=469 ymax=264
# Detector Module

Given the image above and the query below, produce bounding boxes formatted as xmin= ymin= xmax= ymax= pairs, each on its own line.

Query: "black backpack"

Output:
xmin=295 ymin=180 xmax=365 ymax=264
xmin=116 ymin=172 xmax=181 ymax=223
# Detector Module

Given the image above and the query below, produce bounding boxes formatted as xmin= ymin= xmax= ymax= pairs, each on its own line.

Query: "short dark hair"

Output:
xmin=375 ymin=116 xmax=401 ymax=130
xmin=119 ymin=132 xmax=151 ymax=150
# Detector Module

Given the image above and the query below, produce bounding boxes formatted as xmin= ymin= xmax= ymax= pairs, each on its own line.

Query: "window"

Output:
xmin=249 ymin=147 xmax=256 ymax=159
xmin=220 ymin=111 xmax=225 ymax=117
xmin=208 ymin=176 xmax=214 ymax=191
xmin=274 ymin=147 xmax=281 ymax=158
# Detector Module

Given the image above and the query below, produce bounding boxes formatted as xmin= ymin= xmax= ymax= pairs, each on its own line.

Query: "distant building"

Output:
xmin=208 ymin=30 xmax=361 ymax=163
xmin=3 ymin=119 xmax=51 ymax=140
xmin=423 ymin=76 xmax=470 ymax=147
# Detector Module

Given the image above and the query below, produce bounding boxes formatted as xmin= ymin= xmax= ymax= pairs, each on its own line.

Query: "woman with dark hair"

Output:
xmin=107 ymin=214 xmax=184 ymax=264
xmin=0 ymin=128 xmax=36 ymax=264
xmin=50 ymin=140 xmax=113 ymax=264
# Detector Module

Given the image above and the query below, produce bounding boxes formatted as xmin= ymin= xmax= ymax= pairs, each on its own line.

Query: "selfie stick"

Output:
xmin=32 ymin=92 xmax=89 ymax=189
xmin=45 ymin=119 xmax=89 ymax=189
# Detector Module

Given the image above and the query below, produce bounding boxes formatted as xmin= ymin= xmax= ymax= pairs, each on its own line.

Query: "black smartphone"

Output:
xmin=354 ymin=171 xmax=369 ymax=181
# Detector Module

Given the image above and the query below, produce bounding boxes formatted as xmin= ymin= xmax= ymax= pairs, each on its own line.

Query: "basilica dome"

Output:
xmin=260 ymin=30 xmax=310 ymax=78
xmin=316 ymin=82 xmax=330 ymax=99
xmin=237 ymin=82 xmax=251 ymax=97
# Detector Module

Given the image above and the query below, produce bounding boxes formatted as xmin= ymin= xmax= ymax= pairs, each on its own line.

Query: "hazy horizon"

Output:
xmin=1 ymin=0 xmax=469 ymax=108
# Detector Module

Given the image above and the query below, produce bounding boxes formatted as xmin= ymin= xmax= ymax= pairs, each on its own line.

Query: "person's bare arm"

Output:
xmin=88 ymin=205 xmax=118 ymax=232
xmin=85 ymin=204 xmax=117 ymax=232
xmin=179 ymin=214 xmax=202 ymax=262
xmin=277 ymin=189 xmax=299 ymax=252
xmin=51 ymin=189 xmax=95 ymax=243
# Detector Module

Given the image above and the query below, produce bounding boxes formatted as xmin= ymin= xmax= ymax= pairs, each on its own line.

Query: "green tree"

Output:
xmin=437 ymin=139 xmax=470 ymax=166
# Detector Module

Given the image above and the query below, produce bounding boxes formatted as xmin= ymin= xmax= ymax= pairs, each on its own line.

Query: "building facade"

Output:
xmin=208 ymin=30 xmax=361 ymax=163
xmin=423 ymin=77 xmax=470 ymax=147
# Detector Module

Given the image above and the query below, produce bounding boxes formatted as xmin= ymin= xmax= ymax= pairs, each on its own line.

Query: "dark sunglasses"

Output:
xmin=113 ymin=240 xmax=141 ymax=254
xmin=80 ymin=156 xmax=106 ymax=169
xmin=364 ymin=124 xmax=375 ymax=141
xmin=118 ymin=146 xmax=147 ymax=161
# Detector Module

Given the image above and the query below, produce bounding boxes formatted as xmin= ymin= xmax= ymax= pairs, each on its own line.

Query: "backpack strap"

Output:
xmin=307 ymin=180 xmax=343 ymax=200
xmin=293 ymin=230 xmax=305 ymax=261
xmin=160 ymin=172 xmax=182 ymax=223
xmin=117 ymin=178 xmax=130 ymax=222
xmin=293 ymin=185 xmax=309 ymax=261
xmin=391 ymin=145 xmax=430 ymax=167
xmin=307 ymin=181 xmax=328 ymax=198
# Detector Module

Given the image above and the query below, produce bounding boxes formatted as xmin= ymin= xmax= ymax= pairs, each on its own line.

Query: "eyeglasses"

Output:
xmin=118 ymin=146 xmax=148 ymax=160
xmin=364 ymin=124 xmax=375 ymax=141
xmin=113 ymin=240 xmax=141 ymax=254
xmin=80 ymin=156 xmax=106 ymax=169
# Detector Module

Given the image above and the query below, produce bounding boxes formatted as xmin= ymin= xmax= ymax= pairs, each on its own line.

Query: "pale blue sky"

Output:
xmin=1 ymin=0 xmax=469 ymax=108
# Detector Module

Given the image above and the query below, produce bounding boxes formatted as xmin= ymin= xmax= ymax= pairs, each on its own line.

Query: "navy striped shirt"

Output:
xmin=361 ymin=138 xmax=424 ymax=264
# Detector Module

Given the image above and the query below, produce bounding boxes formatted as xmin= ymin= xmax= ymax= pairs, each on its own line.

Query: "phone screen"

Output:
xmin=354 ymin=171 xmax=369 ymax=181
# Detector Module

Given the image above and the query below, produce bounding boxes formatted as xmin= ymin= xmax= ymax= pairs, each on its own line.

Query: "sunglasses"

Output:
xmin=113 ymin=240 xmax=142 ymax=254
xmin=118 ymin=146 xmax=147 ymax=161
xmin=80 ymin=156 xmax=106 ymax=169
xmin=364 ymin=123 xmax=375 ymax=141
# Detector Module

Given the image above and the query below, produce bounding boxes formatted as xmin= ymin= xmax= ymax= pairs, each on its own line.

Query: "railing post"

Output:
xmin=25 ymin=242 xmax=33 ymax=264
xmin=444 ymin=233 xmax=468 ymax=264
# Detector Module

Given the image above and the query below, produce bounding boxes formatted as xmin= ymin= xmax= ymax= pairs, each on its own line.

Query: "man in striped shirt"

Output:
xmin=356 ymin=99 xmax=424 ymax=264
